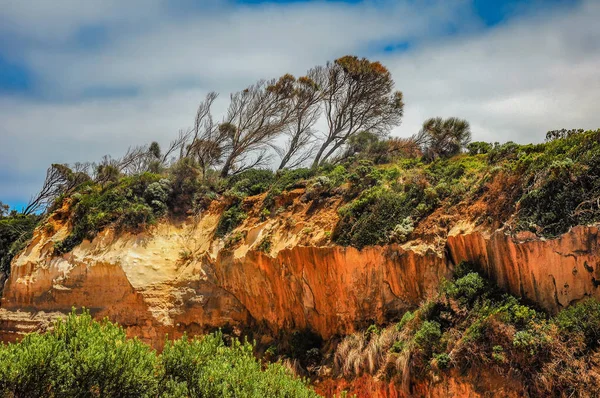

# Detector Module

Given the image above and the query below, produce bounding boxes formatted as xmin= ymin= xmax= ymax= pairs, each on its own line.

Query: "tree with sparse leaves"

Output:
xmin=312 ymin=56 xmax=404 ymax=168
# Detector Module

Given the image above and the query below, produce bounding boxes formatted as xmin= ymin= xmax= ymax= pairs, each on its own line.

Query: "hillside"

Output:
xmin=1 ymin=130 xmax=599 ymax=396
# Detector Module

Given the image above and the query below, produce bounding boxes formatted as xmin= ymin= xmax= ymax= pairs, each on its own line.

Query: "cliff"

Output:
xmin=0 ymin=191 xmax=449 ymax=346
xmin=1 ymin=188 xmax=599 ymax=396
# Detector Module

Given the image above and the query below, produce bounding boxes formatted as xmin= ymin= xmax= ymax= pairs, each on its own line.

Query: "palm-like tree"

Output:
xmin=415 ymin=117 xmax=471 ymax=161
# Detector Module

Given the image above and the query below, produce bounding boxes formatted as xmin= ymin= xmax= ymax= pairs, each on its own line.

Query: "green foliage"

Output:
xmin=365 ymin=324 xmax=381 ymax=338
xmin=417 ymin=117 xmax=472 ymax=161
xmin=333 ymin=187 xmax=416 ymax=248
xmin=215 ymin=204 xmax=247 ymax=238
xmin=257 ymin=234 xmax=272 ymax=254
xmin=161 ymin=333 xmax=318 ymax=397
xmin=516 ymin=131 xmax=600 ymax=236
xmin=227 ymin=169 xmax=275 ymax=196
xmin=432 ymin=352 xmax=451 ymax=369
xmin=396 ymin=311 xmax=415 ymax=330
xmin=442 ymin=272 xmax=487 ymax=305
xmin=0 ymin=311 xmax=318 ymax=398
xmin=388 ymin=217 xmax=414 ymax=243
xmin=0 ymin=310 xmax=158 ymax=397
xmin=54 ymin=173 xmax=166 ymax=254
xmin=168 ymin=158 xmax=202 ymax=216
xmin=554 ymin=298 xmax=600 ymax=350
xmin=0 ymin=213 xmax=40 ymax=274
xmin=467 ymin=141 xmax=492 ymax=155
xmin=262 ymin=168 xmax=314 ymax=210
xmin=390 ymin=340 xmax=404 ymax=354
xmin=413 ymin=321 xmax=442 ymax=355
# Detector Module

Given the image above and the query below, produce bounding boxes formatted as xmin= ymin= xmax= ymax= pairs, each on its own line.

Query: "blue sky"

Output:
xmin=0 ymin=0 xmax=597 ymax=210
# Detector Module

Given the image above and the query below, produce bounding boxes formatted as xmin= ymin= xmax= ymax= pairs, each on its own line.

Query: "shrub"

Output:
xmin=554 ymin=298 xmax=600 ymax=350
xmin=215 ymin=204 xmax=247 ymax=238
xmin=432 ymin=352 xmax=451 ymax=369
xmin=467 ymin=141 xmax=492 ymax=155
xmin=442 ymin=272 xmax=487 ymax=305
xmin=0 ymin=310 xmax=158 ymax=398
xmin=169 ymin=158 xmax=201 ymax=216
xmin=257 ymin=234 xmax=272 ymax=254
xmin=227 ymin=169 xmax=275 ymax=196
xmin=334 ymin=187 xmax=413 ymax=248
xmin=160 ymin=333 xmax=318 ymax=397
xmin=0 ymin=311 xmax=319 ymax=398
xmin=388 ymin=217 xmax=414 ymax=243
xmin=413 ymin=320 xmax=442 ymax=356
xmin=144 ymin=179 xmax=172 ymax=215
xmin=0 ymin=213 xmax=39 ymax=274
xmin=397 ymin=311 xmax=415 ymax=331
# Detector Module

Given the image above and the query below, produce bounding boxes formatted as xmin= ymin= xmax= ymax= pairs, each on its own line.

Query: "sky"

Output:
xmin=0 ymin=0 xmax=598 ymax=210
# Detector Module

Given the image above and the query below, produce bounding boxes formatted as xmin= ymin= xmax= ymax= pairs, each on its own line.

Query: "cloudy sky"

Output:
xmin=1 ymin=0 xmax=598 ymax=210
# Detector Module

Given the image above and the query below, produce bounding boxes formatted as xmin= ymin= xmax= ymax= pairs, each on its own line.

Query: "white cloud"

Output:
xmin=0 ymin=0 xmax=599 ymax=203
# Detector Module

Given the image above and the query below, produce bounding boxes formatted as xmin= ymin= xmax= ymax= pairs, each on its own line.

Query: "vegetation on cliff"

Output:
xmin=3 ymin=52 xmax=594 ymax=261
xmin=0 ymin=310 xmax=319 ymax=398
xmin=0 ymin=203 xmax=39 ymax=275
xmin=333 ymin=262 xmax=600 ymax=397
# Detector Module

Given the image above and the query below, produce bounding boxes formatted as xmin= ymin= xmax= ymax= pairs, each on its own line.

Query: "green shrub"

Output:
xmin=161 ymin=333 xmax=317 ymax=397
xmin=227 ymin=169 xmax=275 ymax=196
xmin=215 ymin=204 xmax=247 ymax=238
xmin=388 ymin=217 xmax=414 ymax=243
xmin=467 ymin=141 xmax=492 ymax=155
xmin=414 ymin=321 xmax=442 ymax=356
xmin=0 ymin=310 xmax=158 ymax=398
xmin=0 ymin=213 xmax=40 ymax=274
xmin=0 ymin=311 xmax=319 ymax=398
xmin=433 ymin=352 xmax=451 ymax=369
xmin=169 ymin=158 xmax=201 ymax=216
xmin=554 ymin=298 xmax=600 ymax=350
xmin=397 ymin=311 xmax=415 ymax=330
xmin=257 ymin=234 xmax=272 ymax=254
xmin=442 ymin=272 xmax=487 ymax=305
xmin=333 ymin=187 xmax=413 ymax=248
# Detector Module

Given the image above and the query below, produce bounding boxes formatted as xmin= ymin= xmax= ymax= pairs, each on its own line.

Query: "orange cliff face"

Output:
xmin=1 ymin=190 xmax=600 ymax=346
xmin=0 ymin=193 xmax=449 ymax=347
xmin=2 ymin=190 xmax=600 ymax=396
xmin=447 ymin=224 xmax=600 ymax=313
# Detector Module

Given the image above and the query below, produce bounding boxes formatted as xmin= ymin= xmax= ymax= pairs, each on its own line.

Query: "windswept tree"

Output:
xmin=312 ymin=56 xmax=404 ymax=168
xmin=183 ymin=92 xmax=227 ymax=177
xmin=414 ymin=117 xmax=472 ymax=161
xmin=24 ymin=163 xmax=91 ymax=214
xmin=218 ymin=80 xmax=295 ymax=177
xmin=273 ymin=69 xmax=325 ymax=170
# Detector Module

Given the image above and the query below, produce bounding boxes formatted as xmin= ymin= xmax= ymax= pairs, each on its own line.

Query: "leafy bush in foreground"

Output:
xmin=0 ymin=310 xmax=319 ymax=398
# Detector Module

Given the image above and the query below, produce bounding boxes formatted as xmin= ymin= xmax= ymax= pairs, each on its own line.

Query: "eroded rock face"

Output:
xmin=2 ymin=194 xmax=600 ymax=396
xmin=447 ymin=225 xmax=600 ymax=312
xmin=0 ymin=198 xmax=448 ymax=347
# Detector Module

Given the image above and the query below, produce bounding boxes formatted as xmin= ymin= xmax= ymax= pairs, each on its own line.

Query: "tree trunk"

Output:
xmin=311 ymin=139 xmax=331 ymax=169
xmin=220 ymin=156 xmax=234 ymax=178
xmin=319 ymin=140 xmax=343 ymax=166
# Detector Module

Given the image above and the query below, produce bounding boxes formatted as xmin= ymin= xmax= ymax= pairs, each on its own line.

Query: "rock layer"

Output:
xmin=1 ymin=195 xmax=600 ymax=397
xmin=0 ymin=202 xmax=448 ymax=346
xmin=448 ymin=225 xmax=600 ymax=312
